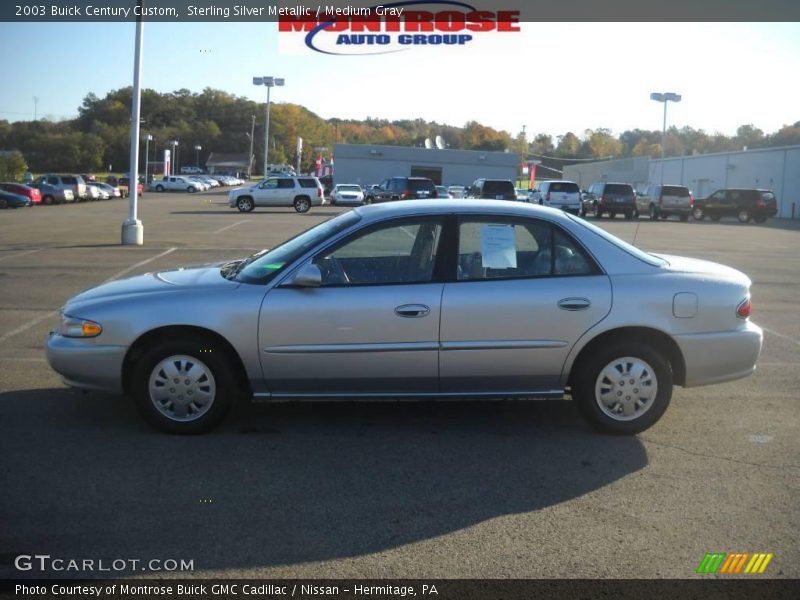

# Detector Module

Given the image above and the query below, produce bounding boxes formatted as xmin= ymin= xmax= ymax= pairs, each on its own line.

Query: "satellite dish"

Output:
xmin=424 ymin=138 xmax=433 ymax=149
xmin=435 ymin=135 xmax=445 ymax=149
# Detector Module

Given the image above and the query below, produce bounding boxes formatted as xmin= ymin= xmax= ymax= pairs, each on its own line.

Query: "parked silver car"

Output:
xmin=46 ymin=201 xmax=762 ymax=434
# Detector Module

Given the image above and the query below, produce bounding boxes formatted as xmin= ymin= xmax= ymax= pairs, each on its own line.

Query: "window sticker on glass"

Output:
xmin=480 ymin=224 xmax=517 ymax=269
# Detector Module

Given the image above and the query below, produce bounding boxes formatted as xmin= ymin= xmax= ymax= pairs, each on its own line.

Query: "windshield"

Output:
xmin=566 ymin=213 xmax=667 ymax=267
xmin=234 ymin=211 xmax=362 ymax=284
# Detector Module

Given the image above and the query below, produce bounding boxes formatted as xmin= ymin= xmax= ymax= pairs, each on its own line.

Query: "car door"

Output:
xmin=705 ymin=190 xmax=725 ymax=216
xmin=724 ymin=190 xmax=741 ymax=217
xmin=440 ymin=216 xmax=612 ymax=393
xmin=275 ymin=178 xmax=296 ymax=205
xmin=259 ymin=216 xmax=446 ymax=397
xmin=254 ymin=178 xmax=279 ymax=206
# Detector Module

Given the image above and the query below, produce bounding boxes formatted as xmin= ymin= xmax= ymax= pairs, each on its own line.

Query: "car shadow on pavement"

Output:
xmin=0 ymin=388 xmax=648 ymax=577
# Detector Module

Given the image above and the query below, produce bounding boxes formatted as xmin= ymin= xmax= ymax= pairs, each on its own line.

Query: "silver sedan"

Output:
xmin=46 ymin=201 xmax=763 ymax=434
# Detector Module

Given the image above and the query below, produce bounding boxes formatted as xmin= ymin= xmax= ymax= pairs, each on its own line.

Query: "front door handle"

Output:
xmin=395 ymin=304 xmax=430 ymax=318
xmin=558 ymin=297 xmax=591 ymax=311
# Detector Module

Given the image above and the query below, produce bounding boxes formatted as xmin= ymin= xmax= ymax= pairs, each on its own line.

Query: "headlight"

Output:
xmin=59 ymin=314 xmax=103 ymax=338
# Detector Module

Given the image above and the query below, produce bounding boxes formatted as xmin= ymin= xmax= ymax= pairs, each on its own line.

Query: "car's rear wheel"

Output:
xmin=43 ymin=195 xmax=55 ymax=205
xmin=573 ymin=342 xmax=672 ymax=435
xmin=131 ymin=338 xmax=236 ymax=434
xmin=188 ymin=186 xmax=196 ymax=193
xmin=692 ymin=207 xmax=704 ymax=220
xmin=738 ymin=209 xmax=751 ymax=223
xmin=236 ymin=197 xmax=254 ymax=212
xmin=753 ymin=215 xmax=767 ymax=224
xmin=155 ymin=184 xmax=164 ymax=192
xmin=294 ymin=196 xmax=311 ymax=213
xmin=0 ymin=198 xmax=7 ymax=209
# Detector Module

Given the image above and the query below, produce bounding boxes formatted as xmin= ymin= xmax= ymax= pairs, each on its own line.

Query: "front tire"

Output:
xmin=131 ymin=338 xmax=236 ymax=434
xmin=43 ymin=195 xmax=55 ymax=206
xmin=236 ymin=197 xmax=254 ymax=212
xmin=738 ymin=209 xmax=751 ymax=223
xmin=573 ymin=342 xmax=672 ymax=435
xmin=294 ymin=196 xmax=311 ymax=213
xmin=155 ymin=184 xmax=164 ymax=192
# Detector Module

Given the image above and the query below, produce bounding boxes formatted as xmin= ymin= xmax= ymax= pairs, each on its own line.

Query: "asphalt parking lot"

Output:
xmin=0 ymin=190 xmax=798 ymax=579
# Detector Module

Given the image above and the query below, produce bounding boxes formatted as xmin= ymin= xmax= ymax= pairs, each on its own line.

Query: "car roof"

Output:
xmin=353 ymin=199 xmax=575 ymax=223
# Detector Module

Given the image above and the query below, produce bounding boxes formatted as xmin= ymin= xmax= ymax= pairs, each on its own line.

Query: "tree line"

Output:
xmin=0 ymin=86 xmax=798 ymax=177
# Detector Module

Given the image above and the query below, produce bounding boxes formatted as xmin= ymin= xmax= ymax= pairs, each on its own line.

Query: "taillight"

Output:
xmin=736 ymin=297 xmax=752 ymax=319
xmin=401 ymin=190 xmax=410 ymax=199
xmin=689 ymin=193 xmax=694 ymax=206
xmin=317 ymin=187 xmax=322 ymax=198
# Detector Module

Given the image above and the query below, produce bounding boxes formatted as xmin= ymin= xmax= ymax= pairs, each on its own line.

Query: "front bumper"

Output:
xmin=674 ymin=321 xmax=763 ymax=387
xmin=46 ymin=332 xmax=127 ymax=394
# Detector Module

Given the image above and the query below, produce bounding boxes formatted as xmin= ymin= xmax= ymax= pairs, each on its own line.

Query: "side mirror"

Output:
xmin=283 ymin=263 xmax=322 ymax=288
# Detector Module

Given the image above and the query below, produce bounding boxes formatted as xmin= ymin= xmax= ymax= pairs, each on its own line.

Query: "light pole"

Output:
xmin=246 ymin=114 xmax=255 ymax=180
xmin=144 ymin=134 xmax=152 ymax=182
xmin=122 ymin=0 xmax=144 ymax=246
xmin=650 ymin=92 xmax=681 ymax=185
xmin=194 ymin=144 xmax=202 ymax=169
xmin=170 ymin=140 xmax=179 ymax=175
xmin=253 ymin=75 xmax=284 ymax=177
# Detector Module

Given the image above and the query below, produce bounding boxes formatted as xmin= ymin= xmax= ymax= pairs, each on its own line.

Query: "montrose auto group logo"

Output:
xmin=278 ymin=1 xmax=521 ymax=55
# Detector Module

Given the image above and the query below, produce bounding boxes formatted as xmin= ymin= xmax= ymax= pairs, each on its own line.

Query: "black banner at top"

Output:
xmin=2 ymin=0 xmax=800 ymax=22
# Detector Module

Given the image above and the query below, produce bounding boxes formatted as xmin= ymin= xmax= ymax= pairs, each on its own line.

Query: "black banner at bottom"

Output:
xmin=1 ymin=579 xmax=798 ymax=600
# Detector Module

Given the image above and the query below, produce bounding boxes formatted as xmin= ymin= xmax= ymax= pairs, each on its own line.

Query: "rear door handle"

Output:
xmin=395 ymin=304 xmax=430 ymax=318
xmin=558 ymin=297 xmax=591 ymax=311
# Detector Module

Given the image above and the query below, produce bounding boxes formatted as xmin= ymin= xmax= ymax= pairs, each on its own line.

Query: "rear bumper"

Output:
xmin=46 ymin=332 xmax=126 ymax=394
xmin=674 ymin=321 xmax=763 ymax=387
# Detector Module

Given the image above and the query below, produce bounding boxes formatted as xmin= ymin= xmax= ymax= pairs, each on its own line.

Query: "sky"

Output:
xmin=1 ymin=21 xmax=799 ymax=140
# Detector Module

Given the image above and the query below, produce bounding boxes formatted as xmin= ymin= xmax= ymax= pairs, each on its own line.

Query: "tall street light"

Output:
xmin=650 ymin=92 xmax=681 ymax=185
xmin=170 ymin=140 xmax=179 ymax=175
xmin=194 ymin=144 xmax=202 ymax=168
xmin=144 ymin=133 xmax=153 ymax=182
xmin=253 ymin=75 xmax=285 ymax=177
xmin=122 ymin=0 xmax=144 ymax=246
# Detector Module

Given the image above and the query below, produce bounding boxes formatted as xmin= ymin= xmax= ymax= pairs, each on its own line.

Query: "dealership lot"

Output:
xmin=0 ymin=191 xmax=798 ymax=579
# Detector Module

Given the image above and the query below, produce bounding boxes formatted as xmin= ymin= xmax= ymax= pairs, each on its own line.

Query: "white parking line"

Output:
xmin=763 ymin=327 xmax=800 ymax=347
xmin=0 ymin=247 xmax=177 ymax=345
xmin=213 ymin=220 xmax=250 ymax=234
xmin=0 ymin=249 xmax=41 ymax=263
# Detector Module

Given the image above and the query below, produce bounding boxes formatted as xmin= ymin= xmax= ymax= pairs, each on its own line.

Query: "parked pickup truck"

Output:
xmin=151 ymin=176 xmax=202 ymax=193
xmin=107 ymin=176 xmax=144 ymax=198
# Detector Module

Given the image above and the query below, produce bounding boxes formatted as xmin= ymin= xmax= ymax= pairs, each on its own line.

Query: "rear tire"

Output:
xmin=753 ymin=215 xmax=767 ymax=224
xmin=692 ymin=207 xmax=704 ymax=220
xmin=573 ymin=342 xmax=673 ymax=435
xmin=130 ymin=338 xmax=237 ymax=434
xmin=738 ymin=209 xmax=751 ymax=223
xmin=294 ymin=196 xmax=311 ymax=213
xmin=43 ymin=195 xmax=54 ymax=206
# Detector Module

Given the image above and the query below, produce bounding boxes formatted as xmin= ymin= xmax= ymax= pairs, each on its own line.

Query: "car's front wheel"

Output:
xmin=236 ymin=197 xmax=254 ymax=212
xmin=131 ymin=338 xmax=236 ymax=434
xmin=188 ymin=186 xmax=197 ymax=193
xmin=738 ymin=209 xmax=751 ymax=223
xmin=294 ymin=196 xmax=311 ymax=213
xmin=155 ymin=184 xmax=164 ymax=192
xmin=573 ymin=342 xmax=672 ymax=435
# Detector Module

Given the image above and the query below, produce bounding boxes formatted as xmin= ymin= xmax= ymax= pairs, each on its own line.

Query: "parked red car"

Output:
xmin=0 ymin=182 xmax=42 ymax=204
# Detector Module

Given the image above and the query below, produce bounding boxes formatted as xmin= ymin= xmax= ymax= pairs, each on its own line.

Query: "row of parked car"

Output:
xmin=150 ymin=173 xmax=245 ymax=193
xmin=0 ymin=173 xmax=134 ymax=208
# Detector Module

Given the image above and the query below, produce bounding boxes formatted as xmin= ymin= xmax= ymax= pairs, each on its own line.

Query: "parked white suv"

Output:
xmin=228 ymin=175 xmax=325 ymax=213
xmin=531 ymin=180 xmax=583 ymax=215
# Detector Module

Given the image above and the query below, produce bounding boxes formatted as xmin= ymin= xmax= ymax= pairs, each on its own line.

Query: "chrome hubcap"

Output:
xmin=594 ymin=356 xmax=658 ymax=421
xmin=297 ymin=199 xmax=309 ymax=211
xmin=239 ymin=199 xmax=252 ymax=210
xmin=148 ymin=355 xmax=216 ymax=422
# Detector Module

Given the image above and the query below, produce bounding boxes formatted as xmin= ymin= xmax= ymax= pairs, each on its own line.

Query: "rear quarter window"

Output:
xmin=298 ymin=179 xmax=318 ymax=188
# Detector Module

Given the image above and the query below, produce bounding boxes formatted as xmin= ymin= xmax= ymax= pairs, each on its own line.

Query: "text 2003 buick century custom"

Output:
xmin=46 ymin=201 xmax=762 ymax=434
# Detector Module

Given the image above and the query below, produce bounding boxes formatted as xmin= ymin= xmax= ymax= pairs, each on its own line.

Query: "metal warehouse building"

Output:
xmin=564 ymin=145 xmax=800 ymax=219
xmin=333 ymin=143 xmax=518 ymax=188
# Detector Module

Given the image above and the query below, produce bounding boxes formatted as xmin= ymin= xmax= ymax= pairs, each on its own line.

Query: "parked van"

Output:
xmin=636 ymin=184 xmax=693 ymax=221
xmin=531 ymin=180 xmax=583 ymax=215
xmin=34 ymin=174 xmax=87 ymax=201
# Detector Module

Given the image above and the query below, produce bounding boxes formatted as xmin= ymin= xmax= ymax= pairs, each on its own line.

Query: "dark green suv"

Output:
xmin=692 ymin=189 xmax=777 ymax=223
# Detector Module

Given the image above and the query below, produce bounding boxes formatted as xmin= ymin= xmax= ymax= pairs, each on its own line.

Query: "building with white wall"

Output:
xmin=564 ymin=145 xmax=800 ymax=219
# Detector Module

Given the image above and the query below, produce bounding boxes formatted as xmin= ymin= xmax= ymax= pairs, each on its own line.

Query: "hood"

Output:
xmin=67 ymin=264 xmax=239 ymax=308
xmin=653 ymin=254 xmax=751 ymax=285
